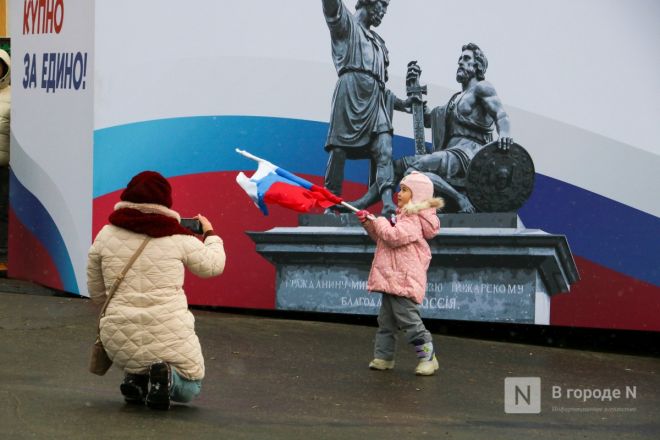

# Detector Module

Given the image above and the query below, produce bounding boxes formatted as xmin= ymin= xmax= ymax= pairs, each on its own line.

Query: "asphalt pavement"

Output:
xmin=0 ymin=280 xmax=658 ymax=440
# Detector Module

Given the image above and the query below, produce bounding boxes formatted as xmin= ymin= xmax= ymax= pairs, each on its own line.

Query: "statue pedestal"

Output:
xmin=248 ymin=214 xmax=579 ymax=325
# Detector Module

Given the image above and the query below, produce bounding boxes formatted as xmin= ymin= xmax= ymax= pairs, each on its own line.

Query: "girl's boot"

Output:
xmin=414 ymin=342 xmax=439 ymax=376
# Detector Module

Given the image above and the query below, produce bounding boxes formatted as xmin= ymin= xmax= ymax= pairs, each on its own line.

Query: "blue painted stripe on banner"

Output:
xmin=93 ymin=115 xmax=416 ymax=197
xmin=9 ymin=170 xmax=79 ymax=293
xmin=94 ymin=115 xmax=659 ymax=286
xmin=519 ymin=174 xmax=659 ymax=287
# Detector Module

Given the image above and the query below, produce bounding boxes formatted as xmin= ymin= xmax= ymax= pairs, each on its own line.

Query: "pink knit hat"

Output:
xmin=400 ymin=171 xmax=434 ymax=203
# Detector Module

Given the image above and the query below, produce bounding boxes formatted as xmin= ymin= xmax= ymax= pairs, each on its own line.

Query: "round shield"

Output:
xmin=466 ymin=142 xmax=535 ymax=212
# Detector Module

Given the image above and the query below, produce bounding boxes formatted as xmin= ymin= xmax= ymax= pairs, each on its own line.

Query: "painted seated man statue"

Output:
xmin=350 ymin=42 xmax=513 ymax=213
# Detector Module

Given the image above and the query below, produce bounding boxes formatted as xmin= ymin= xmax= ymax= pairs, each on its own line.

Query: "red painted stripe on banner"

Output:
xmin=8 ymin=208 xmax=64 ymax=290
xmin=550 ymin=256 xmax=660 ymax=331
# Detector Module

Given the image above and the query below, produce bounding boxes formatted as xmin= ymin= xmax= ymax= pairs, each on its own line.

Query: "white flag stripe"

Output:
xmin=235 ymin=172 xmax=260 ymax=208
xmin=251 ymin=160 xmax=278 ymax=181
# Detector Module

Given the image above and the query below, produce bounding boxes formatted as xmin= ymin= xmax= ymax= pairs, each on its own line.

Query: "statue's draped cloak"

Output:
xmin=325 ymin=2 xmax=393 ymax=158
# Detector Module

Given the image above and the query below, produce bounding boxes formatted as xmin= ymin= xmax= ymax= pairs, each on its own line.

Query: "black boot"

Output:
xmin=380 ymin=187 xmax=397 ymax=218
xmin=120 ymin=373 xmax=149 ymax=404
xmin=324 ymin=148 xmax=346 ymax=198
xmin=146 ymin=361 xmax=172 ymax=410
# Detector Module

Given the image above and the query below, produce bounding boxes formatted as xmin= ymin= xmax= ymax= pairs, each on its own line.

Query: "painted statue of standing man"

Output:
xmin=322 ymin=0 xmax=408 ymax=216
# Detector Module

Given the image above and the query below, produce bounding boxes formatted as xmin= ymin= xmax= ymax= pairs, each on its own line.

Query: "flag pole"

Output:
xmin=235 ymin=148 xmax=264 ymax=163
xmin=340 ymin=201 xmax=376 ymax=221
xmin=339 ymin=201 xmax=359 ymax=212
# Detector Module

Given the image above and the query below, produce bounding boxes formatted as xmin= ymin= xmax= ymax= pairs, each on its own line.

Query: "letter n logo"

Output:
xmin=505 ymin=377 xmax=541 ymax=414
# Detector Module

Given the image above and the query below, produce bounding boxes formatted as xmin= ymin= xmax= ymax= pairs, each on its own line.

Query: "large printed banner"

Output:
xmin=9 ymin=0 xmax=93 ymax=293
xmin=10 ymin=0 xmax=660 ymax=331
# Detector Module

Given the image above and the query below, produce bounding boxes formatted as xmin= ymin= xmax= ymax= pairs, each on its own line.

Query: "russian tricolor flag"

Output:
xmin=235 ymin=149 xmax=342 ymax=215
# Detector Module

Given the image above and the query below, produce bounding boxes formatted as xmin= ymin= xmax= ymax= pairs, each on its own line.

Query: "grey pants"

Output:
xmin=374 ymin=293 xmax=433 ymax=360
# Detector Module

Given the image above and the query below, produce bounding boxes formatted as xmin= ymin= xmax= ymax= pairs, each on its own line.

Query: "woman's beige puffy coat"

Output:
xmin=87 ymin=212 xmax=225 ymax=380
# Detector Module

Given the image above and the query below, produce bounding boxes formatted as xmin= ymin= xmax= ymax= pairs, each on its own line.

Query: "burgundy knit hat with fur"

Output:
xmin=120 ymin=171 xmax=173 ymax=208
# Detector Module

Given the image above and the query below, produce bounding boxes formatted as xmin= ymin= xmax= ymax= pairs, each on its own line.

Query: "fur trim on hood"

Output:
xmin=400 ymin=197 xmax=445 ymax=215
xmin=114 ymin=201 xmax=181 ymax=222
xmin=109 ymin=201 xmax=195 ymax=238
xmin=400 ymin=197 xmax=443 ymax=240
xmin=0 ymin=49 xmax=9 ymax=89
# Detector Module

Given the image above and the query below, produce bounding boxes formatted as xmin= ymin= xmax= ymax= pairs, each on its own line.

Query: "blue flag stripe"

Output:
xmin=274 ymin=167 xmax=314 ymax=190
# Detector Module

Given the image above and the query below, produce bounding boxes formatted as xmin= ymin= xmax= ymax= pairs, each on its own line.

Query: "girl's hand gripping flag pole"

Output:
xmin=235 ymin=149 xmax=370 ymax=217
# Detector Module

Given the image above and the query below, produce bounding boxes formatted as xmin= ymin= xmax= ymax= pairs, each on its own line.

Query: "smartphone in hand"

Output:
xmin=180 ymin=218 xmax=203 ymax=234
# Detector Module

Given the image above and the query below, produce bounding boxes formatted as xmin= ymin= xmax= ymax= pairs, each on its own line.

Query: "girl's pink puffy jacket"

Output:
xmin=363 ymin=199 xmax=442 ymax=304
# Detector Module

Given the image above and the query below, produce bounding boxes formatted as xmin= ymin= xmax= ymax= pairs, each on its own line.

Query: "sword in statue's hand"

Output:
xmin=406 ymin=61 xmax=428 ymax=156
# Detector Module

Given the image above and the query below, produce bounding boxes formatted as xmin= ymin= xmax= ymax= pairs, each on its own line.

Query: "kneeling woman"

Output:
xmin=87 ymin=171 xmax=225 ymax=410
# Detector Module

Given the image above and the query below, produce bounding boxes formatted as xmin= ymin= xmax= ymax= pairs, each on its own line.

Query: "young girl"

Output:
xmin=356 ymin=171 xmax=443 ymax=376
